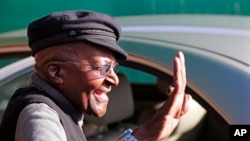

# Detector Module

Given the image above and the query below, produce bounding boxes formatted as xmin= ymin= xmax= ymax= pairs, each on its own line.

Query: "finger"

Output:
xmin=178 ymin=52 xmax=186 ymax=91
xmin=173 ymin=54 xmax=182 ymax=95
xmin=180 ymin=94 xmax=192 ymax=116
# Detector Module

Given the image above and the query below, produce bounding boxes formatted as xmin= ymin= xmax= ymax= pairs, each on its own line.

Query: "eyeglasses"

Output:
xmin=56 ymin=61 xmax=119 ymax=77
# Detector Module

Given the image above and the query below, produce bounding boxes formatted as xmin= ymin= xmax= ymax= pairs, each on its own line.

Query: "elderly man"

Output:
xmin=0 ymin=10 xmax=192 ymax=141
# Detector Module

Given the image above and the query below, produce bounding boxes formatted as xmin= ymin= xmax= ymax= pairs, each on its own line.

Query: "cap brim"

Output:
xmin=84 ymin=38 xmax=128 ymax=61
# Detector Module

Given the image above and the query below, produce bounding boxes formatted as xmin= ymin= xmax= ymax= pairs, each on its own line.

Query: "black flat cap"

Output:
xmin=27 ymin=10 xmax=128 ymax=60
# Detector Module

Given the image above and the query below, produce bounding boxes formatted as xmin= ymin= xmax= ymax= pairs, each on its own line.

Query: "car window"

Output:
xmin=119 ymin=66 xmax=156 ymax=84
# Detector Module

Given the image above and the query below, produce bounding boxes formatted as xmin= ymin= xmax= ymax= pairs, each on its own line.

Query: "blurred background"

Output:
xmin=0 ymin=0 xmax=250 ymax=33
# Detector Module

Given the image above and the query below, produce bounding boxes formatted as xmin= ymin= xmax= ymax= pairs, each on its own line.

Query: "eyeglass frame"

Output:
xmin=54 ymin=61 xmax=119 ymax=77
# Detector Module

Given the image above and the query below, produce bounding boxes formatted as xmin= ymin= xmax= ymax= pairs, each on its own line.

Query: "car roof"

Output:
xmin=118 ymin=14 xmax=250 ymax=67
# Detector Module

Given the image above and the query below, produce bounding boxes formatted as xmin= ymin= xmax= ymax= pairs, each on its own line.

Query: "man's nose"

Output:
xmin=105 ymin=68 xmax=119 ymax=86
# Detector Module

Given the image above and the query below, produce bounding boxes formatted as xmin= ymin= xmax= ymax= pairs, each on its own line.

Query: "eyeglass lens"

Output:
xmin=101 ymin=63 xmax=119 ymax=76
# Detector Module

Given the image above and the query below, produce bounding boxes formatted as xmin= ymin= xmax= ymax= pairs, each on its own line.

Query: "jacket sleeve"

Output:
xmin=15 ymin=103 xmax=67 ymax=141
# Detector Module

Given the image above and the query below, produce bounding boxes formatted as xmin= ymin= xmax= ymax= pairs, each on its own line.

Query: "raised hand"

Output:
xmin=134 ymin=51 xmax=192 ymax=141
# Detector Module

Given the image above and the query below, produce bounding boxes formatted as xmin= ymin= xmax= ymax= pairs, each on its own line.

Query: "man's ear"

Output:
xmin=47 ymin=63 xmax=64 ymax=85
